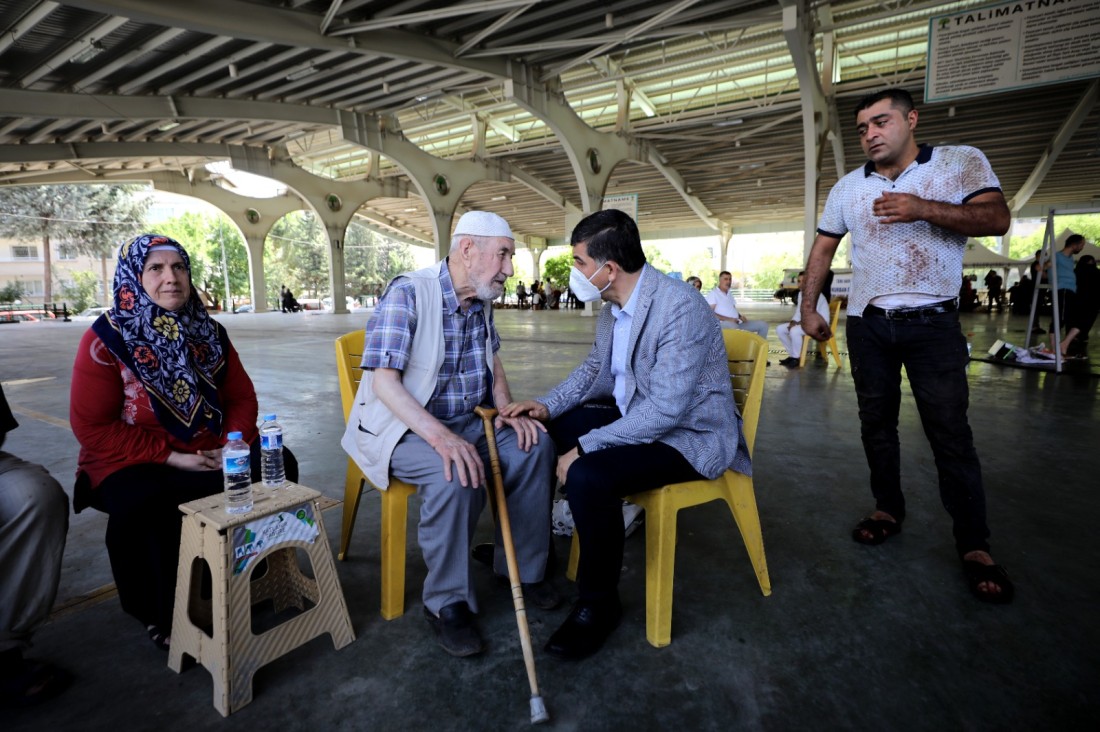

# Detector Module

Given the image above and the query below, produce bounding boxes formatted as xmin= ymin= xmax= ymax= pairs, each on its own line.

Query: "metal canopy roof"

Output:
xmin=0 ymin=0 xmax=1097 ymax=247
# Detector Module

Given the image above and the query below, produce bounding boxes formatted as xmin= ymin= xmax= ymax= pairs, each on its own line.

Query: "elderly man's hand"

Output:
xmin=496 ymin=413 xmax=547 ymax=452
xmin=429 ymin=431 xmax=486 ymax=489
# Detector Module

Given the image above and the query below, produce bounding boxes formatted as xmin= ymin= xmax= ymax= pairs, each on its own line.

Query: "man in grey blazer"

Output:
xmin=503 ymin=209 xmax=751 ymax=660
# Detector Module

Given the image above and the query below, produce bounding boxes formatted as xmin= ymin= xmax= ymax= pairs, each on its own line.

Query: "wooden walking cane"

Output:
xmin=473 ymin=406 xmax=549 ymax=725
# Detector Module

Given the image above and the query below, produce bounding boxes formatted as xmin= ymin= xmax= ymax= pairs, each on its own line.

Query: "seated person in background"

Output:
xmin=705 ymin=271 xmax=769 ymax=339
xmin=70 ymin=234 xmax=298 ymax=652
xmin=958 ymin=276 xmax=979 ymax=312
xmin=776 ymin=271 xmax=831 ymax=367
xmin=685 ymin=276 xmax=703 ymax=292
xmin=0 ymin=384 xmax=70 ymax=707
xmin=503 ymin=210 xmax=751 ymax=660
xmin=1009 ymin=275 xmax=1032 ymax=315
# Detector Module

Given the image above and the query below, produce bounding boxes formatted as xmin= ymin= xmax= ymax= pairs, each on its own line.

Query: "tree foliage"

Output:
xmin=1008 ymin=214 xmax=1100 ymax=261
xmin=344 ymin=221 xmax=415 ymax=298
xmin=0 ymin=184 xmax=147 ymax=304
xmin=541 ymin=252 xmax=573 ymax=288
xmin=0 ymin=281 xmax=25 ymax=304
xmin=155 ymin=212 xmax=250 ymax=310
xmin=60 ymin=270 xmax=101 ymax=312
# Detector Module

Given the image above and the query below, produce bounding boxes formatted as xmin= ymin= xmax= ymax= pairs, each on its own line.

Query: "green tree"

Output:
xmin=0 ymin=281 xmax=25 ymax=304
xmin=541 ymin=252 xmax=573 ymax=288
xmin=267 ymin=211 xmax=329 ymax=299
xmin=157 ymin=212 xmax=250 ymax=309
xmin=73 ymin=185 xmax=149 ymax=303
xmin=642 ymin=244 xmax=672 ymax=273
xmin=749 ymin=252 xmax=803 ymax=290
xmin=0 ymin=184 xmax=149 ymax=305
xmin=344 ymin=221 xmax=415 ymax=300
xmin=0 ymin=186 xmax=84 ymax=303
xmin=60 ymin=270 xmax=101 ymax=312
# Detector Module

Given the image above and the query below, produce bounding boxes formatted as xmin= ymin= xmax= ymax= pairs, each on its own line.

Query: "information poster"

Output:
xmin=926 ymin=0 xmax=1100 ymax=103
xmin=601 ymin=193 xmax=638 ymax=220
xmin=231 ymin=502 xmax=319 ymax=575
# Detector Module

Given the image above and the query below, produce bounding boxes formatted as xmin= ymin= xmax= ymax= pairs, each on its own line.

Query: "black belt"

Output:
xmin=863 ymin=299 xmax=958 ymax=320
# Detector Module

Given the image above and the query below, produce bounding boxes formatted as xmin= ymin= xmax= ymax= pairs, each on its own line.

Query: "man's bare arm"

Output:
xmin=800 ymin=233 xmax=842 ymax=340
xmin=873 ymin=190 xmax=1010 ymax=236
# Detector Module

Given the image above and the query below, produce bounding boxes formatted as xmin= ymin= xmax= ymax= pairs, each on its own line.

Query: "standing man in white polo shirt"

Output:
xmin=800 ymin=88 xmax=1014 ymax=604
xmin=705 ymin=271 xmax=768 ymax=339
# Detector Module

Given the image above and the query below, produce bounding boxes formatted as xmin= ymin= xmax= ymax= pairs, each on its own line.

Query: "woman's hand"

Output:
xmin=166 ymin=450 xmax=221 ymax=471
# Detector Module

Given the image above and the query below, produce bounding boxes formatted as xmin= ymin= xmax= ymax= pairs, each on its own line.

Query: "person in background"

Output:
xmin=70 ymin=234 xmax=298 ymax=652
xmin=983 ymin=269 xmax=1003 ymax=312
xmin=705 ymin=271 xmax=768 ymax=339
xmin=1060 ymin=253 xmax=1099 ymax=358
xmin=1046 ymin=234 xmax=1086 ymax=353
xmin=685 ymin=276 xmax=703 ymax=292
xmin=776 ymin=271 xmax=830 ymax=367
xmin=0 ymin=384 xmax=69 ymax=707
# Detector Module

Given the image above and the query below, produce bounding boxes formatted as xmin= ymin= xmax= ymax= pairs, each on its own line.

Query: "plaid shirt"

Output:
xmin=361 ymin=259 xmax=499 ymax=419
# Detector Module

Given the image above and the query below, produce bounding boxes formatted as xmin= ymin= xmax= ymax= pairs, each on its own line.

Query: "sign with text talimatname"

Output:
xmin=925 ymin=0 xmax=1100 ymax=103
xmin=601 ymin=194 xmax=638 ymax=220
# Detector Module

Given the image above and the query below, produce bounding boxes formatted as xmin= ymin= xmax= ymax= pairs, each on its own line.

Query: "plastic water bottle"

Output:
xmin=223 ymin=431 xmax=253 ymax=514
xmin=259 ymin=414 xmax=286 ymax=487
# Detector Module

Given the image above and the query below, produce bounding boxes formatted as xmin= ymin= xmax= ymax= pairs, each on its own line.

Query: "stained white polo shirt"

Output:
xmin=817 ymin=144 xmax=1001 ymax=316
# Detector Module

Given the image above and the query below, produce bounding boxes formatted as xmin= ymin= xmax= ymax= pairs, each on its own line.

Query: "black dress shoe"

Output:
xmin=545 ymin=598 xmax=622 ymax=661
xmin=472 ymin=542 xmax=494 ymax=568
xmin=424 ymin=601 xmax=483 ymax=657
xmin=472 ymin=543 xmax=561 ymax=609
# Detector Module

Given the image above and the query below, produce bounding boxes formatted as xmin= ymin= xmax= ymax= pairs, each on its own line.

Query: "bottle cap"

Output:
xmin=263 ymin=414 xmax=276 ymax=421
xmin=228 ymin=431 xmax=243 ymax=440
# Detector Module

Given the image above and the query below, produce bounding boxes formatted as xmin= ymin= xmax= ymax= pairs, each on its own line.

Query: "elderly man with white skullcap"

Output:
xmin=343 ymin=211 xmax=557 ymax=656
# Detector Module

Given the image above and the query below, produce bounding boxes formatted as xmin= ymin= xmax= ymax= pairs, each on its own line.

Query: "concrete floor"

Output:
xmin=2 ymin=302 xmax=1098 ymax=731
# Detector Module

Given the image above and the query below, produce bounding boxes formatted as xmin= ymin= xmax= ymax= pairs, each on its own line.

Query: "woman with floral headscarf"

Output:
xmin=70 ymin=234 xmax=297 ymax=651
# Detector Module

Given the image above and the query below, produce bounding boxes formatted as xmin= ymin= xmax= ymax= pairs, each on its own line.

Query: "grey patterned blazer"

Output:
xmin=539 ymin=265 xmax=752 ymax=479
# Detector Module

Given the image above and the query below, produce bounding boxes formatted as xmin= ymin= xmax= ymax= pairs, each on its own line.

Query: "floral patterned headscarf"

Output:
xmin=92 ymin=233 xmax=227 ymax=442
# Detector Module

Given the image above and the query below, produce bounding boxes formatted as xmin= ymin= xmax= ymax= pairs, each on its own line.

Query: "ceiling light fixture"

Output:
xmin=70 ymin=40 xmax=105 ymax=64
xmin=228 ymin=63 xmax=239 ymax=78
xmin=713 ymin=118 xmax=743 ymax=128
xmin=286 ymin=65 xmax=319 ymax=81
xmin=490 ymin=195 xmax=507 ymax=201
xmin=383 ymin=81 xmax=391 ymax=94
xmin=157 ymin=121 xmax=180 ymax=132
xmin=531 ymin=221 xmax=547 ymax=226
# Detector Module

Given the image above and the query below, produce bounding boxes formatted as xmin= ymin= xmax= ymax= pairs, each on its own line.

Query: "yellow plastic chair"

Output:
xmin=566 ymin=329 xmax=771 ymax=647
xmin=800 ymin=297 xmax=844 ymax=367
xmin=335 ymin=331 xmax=417 ymax=620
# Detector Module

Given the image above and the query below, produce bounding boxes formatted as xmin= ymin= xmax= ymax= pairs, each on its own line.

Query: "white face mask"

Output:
xmin=570 ymin=263 xmax=610 ymax=302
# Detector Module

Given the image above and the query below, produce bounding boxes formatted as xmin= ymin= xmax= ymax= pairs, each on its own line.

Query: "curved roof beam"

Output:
xmin=61 ymin=0 xmax=509 ymax=78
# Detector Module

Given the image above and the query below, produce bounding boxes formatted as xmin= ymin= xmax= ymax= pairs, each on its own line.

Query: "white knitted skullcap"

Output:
xmin=453 ymin=210 xmax=513 ymax=240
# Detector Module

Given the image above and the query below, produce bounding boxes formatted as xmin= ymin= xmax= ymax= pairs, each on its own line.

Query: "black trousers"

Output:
xmin=95 ymin=440 xmax=298 ymax=631
xmin=550 ymin=404 xmax=702 ymax=603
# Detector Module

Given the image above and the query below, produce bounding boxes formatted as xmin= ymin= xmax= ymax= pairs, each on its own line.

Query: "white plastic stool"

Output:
xmin=167 ymin=481 xmax=354 ymax=716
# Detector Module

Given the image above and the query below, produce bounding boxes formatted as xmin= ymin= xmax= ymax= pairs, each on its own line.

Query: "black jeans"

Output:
xmin=550 ymin=403 xmax=702 ymax=603
xmin=95 ymin=440 xmax=299 ymax=630
xmin=847 ymin=310 xmax=990 ymax=555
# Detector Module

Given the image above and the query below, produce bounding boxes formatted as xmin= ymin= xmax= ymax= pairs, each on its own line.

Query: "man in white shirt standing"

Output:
xmin=705 ymin=271 xmax=768 ymax=339
xmin=801 ymin=87 xmax=1013 ymax=604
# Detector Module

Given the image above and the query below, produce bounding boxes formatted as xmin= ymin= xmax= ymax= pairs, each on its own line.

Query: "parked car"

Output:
xmin=0 ymin=311 xmax=39 ymax=323
xmin=73 ymin=306 xmax=109 ymax=321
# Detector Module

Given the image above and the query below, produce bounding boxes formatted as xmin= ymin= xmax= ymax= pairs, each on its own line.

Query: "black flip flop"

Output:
xmin=961 ymin=560 xmax=1015 ymax=605
xmin=851 ymin=517 xmax=901 ymax=545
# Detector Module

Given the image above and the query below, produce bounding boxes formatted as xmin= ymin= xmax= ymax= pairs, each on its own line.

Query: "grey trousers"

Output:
xmin=0 ymin=451 xmax=69 ymax=653
xmin=390 ymin=413 xmax=555 ymax=615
